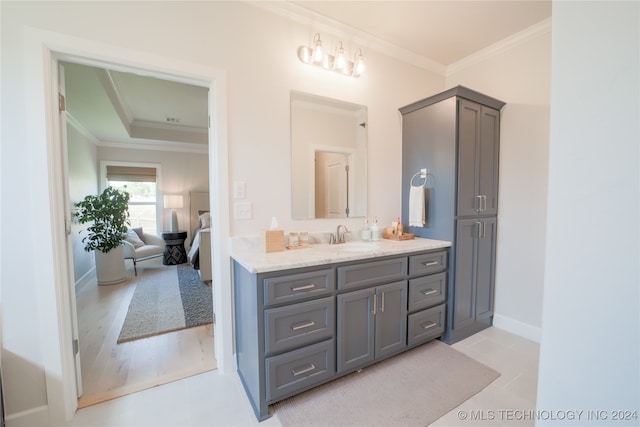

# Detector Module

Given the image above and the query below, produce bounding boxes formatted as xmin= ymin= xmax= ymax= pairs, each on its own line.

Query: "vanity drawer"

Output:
xmin=266 ymin=339 xmax=335 ymax=403
xmin=408 ymin=251 xmax=447 ymax=276
xmin=407 ymin=303 xmax=446 ymax=347
xmin=264 ymin=297 xmax=335 ymax=355
xmin=408 ymin=272 xmax=446 ymax=312
xmin=337 ymin=257 xmax=407 ymax=291
xmin=263 ymin=268 xmax=335 ymax=306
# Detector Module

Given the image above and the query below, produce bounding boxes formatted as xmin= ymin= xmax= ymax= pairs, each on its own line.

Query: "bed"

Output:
xmin=187 ymin=191 xmax=212 ymax=282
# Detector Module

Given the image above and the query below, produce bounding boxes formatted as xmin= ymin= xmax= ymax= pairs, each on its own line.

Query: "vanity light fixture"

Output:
xmin=297 ymin=33 xmax=365 ymax=78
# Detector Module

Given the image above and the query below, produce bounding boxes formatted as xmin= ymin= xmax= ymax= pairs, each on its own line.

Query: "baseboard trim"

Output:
xmin=5 ymin=404 xmax=48 ymax=427
xmin=493 ymin=314 xmax=542 ymax=343
xmin=75 ymin=266 xmax=96 ymax=288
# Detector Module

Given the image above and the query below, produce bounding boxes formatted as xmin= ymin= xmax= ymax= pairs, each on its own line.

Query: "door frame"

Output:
xmin=27 ymin=27 xmax=232 ymax=423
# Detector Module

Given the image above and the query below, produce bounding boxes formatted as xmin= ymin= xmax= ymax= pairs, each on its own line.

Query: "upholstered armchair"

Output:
xmin=122 ymin=227 xmax=165 ymax=275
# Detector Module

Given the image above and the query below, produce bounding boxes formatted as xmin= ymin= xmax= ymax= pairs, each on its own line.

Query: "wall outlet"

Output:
xmin=233 ymin=181 xmax=246 ymax=199
xmin=234 ymin=201 xmax=252 ymax=220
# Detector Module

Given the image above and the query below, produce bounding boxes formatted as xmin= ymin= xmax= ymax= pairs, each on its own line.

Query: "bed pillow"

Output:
xmin=199 ymin=212 xmax=211 ymax=228
xmin=125 ymin=229 xmax=145 ymax=248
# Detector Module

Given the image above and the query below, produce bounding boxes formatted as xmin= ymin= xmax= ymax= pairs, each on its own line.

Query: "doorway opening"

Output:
xmin=58 ymin=56 xmax=219 ymax=408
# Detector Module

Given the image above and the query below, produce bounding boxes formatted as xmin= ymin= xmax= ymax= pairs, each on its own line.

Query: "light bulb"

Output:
xmin=334 ymin=42 xmax=346 ymax=71
xmin=353 ymin=50 xmax=365 ymax=77
xmin=312 ymin=33 xmax=323 ymax=63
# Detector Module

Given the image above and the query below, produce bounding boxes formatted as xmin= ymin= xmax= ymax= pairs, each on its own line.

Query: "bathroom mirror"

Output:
xmin=291 ymin=91 xmax=368 ymax=219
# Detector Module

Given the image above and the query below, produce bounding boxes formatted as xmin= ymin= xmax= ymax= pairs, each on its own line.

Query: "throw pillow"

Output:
xmin=199 ymin=212 xmax=211 ymax=228
xmin=125 ymin=229 xmax=145 ymax=248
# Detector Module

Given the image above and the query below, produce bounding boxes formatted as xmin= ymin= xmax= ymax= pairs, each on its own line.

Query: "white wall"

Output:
xmin=447 ymin=25 xmax=551 ymax=341
xmin=537 ymin=1 xmax=639 ymax=422
xmin=67 ymin=121 xmax=99 ymax=283
xmin=0 ymin=2 xmax=444 ymax=423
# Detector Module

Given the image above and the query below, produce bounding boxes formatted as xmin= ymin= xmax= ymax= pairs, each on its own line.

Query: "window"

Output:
xmin=106 ymin=165 xmax=159 ymax=235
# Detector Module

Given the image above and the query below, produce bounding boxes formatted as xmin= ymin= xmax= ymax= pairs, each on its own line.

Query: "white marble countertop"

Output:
xmin=230 ymin=236 xmax=451 ymax=274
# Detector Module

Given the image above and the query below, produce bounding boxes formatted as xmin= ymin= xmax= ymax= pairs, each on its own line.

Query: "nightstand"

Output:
xmin=161 ymin=231 xmax=188 ymax=265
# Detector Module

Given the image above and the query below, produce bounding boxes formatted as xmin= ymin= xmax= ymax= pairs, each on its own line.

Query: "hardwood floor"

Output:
xmin=75 ymin=258 xmax=216 ymax=408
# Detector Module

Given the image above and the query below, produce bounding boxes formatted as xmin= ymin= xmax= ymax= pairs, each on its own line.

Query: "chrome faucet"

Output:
xmin=330 ymin=224 xmax=350 ymax=244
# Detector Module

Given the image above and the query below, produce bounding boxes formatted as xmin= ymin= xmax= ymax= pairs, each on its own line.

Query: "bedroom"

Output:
xmin=63 ymin=60 xmax=216 ymax=405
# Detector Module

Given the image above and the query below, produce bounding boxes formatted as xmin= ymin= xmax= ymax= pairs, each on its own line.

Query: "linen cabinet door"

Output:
xmin=478 ymin=107 xmax=500 ymax=215
xmin=374 ymin=281 xmax=407 ymax=360
xmin=475 ymin=217 xmax=497 ymax=320
xmin=452 ymin=219 xmax=478 ymax=331
xmin=456 ymin=99 xmax=481 ymax=217
xmin=337 ymin=287 xmax=375 ymax=374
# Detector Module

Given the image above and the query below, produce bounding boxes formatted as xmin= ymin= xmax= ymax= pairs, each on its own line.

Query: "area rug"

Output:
xmin=117 ymin=264 xmax=213 ymax=343
xmin=273 ymin=340 xmax=500 ymax=427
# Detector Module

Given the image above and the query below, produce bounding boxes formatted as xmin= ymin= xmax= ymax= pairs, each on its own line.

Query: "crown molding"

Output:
xmin=446 ymin=17 xmax=552 ymax=77
xmin=98 ymin=139 xmax=208 ymax=154
xmin=249 ymin=1 xmax=551 ymax=78
xmin=247 ymin=0 xmax=447 ymax=76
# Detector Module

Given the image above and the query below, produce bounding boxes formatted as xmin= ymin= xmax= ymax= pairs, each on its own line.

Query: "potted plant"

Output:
xmin=74 ymin=186 xmax=130 ymax=285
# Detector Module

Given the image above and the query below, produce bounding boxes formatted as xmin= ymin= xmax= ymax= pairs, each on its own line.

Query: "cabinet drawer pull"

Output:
xmin=421 ymin=321 xmax=437 ymax=330
xmin=422 ymin=261 xmax=439 ymax=267
xmin=290 ymin=320 xmax=316 ymax=331
xmin=291 ymin=283 xmax=316 ymax=292
xmin=420 ymin=289 xmax=438 ymax=296
xmin=291 ymin=363 xmax=316 ymax=377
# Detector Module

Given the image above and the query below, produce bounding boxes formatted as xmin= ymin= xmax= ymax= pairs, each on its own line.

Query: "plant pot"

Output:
xmin=95 ymin=246 xmax=126 ymax=285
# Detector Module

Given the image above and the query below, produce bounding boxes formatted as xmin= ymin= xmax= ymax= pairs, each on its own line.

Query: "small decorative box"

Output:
xmin=261 ymin=229 xmax=285 ymax=253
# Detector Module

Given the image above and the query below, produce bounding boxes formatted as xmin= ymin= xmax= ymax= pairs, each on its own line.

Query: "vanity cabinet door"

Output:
xmin=374 ymin=281 xmax=407 ymax=360
xmin=337 ymin=287 xmax=375 ymax=374
xmin=337 ymin=281 xmax=408 ymax=374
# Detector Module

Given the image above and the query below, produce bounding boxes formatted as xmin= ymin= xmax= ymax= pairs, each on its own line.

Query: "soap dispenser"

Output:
xmin=361 ymin=218 xmax=371 ymax=241
xmin=370 ymin=216 xmax=380 ymax=241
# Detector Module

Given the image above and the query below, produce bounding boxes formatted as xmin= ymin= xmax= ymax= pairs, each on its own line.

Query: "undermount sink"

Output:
xmin=330 ymin=242 xmax=379 ymax=252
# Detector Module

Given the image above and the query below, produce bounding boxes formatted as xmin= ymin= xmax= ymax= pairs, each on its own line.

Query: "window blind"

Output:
xmin=106 ymin=166 xmax=156 ymax=182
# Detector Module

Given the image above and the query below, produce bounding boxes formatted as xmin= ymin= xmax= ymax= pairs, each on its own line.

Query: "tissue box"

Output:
xmin=261 ymin=229 xmax=285 ymax=253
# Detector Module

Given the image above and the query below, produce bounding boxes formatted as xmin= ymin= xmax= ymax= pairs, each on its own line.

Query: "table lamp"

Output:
xmin=164 ymin=194 xmax=184 ymax=232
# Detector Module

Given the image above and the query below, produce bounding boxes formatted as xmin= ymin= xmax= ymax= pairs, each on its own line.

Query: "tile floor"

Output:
xmin=63 ymin=327 xmax=539 ymax=427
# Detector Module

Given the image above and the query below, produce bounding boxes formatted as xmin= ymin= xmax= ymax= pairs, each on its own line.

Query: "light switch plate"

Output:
xmin=234 ymin=201 xmax=252 ymax=220
xmin=233 ymin=181 xmax=246 ymax=199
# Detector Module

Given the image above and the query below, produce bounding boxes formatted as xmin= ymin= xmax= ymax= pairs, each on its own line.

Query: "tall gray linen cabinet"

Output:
xmin=400 ymin=86 xmax=505 ymax=344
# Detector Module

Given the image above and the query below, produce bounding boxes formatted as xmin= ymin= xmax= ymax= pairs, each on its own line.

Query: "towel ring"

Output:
xmin=410 ymin=169 xmax=428 ymax=187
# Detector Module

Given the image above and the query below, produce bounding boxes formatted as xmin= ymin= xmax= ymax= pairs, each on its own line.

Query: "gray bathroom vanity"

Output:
xmin=231 ymin=238 xmax=451 ymax=420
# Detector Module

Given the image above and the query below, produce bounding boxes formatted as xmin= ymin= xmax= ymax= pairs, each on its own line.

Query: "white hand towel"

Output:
xmin=409 ymin=185 xmax=426 ymax=227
